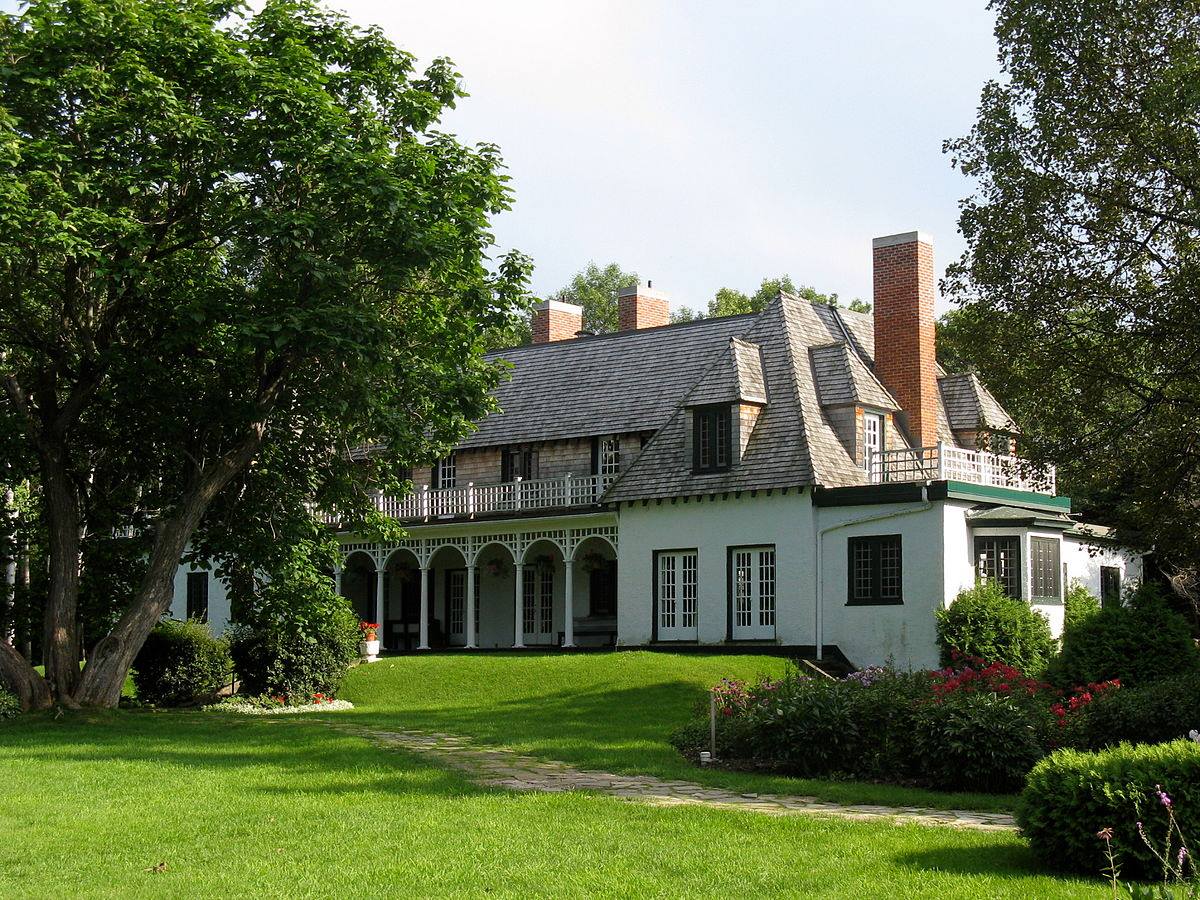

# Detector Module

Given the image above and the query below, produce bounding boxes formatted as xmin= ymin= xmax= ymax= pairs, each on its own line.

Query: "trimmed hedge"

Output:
xmin=1062 ymin=582 xmax=1100 ymax=632
xmin=935 ymin=580 xmax=1056 ymax=674
xmin=132 ymin=619 xmax=231 ymax=707
xmin=1069 ymin=672 xmax=1200 ymax=751
xmin=1018 ymin=740 xmax=1200 ymax=878
xmin=1048 ymin=585 xmax=1200 ymax=689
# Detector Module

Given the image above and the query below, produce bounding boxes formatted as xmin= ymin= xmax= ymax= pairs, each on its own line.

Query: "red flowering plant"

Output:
xmin=1049 ymin=679 xmax=1121 ymax=727
xmin=358 ymin=621 xmax=380 ymax=641
xmin=710 ymin=675 xmax=789 ymax=717
xmin=930 ymin=651 xmax=1052 ymax=701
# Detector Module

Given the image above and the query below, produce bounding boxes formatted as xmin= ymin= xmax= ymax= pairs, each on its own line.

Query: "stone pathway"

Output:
xmin=330 ymin=725 xmax=1017 ymax=832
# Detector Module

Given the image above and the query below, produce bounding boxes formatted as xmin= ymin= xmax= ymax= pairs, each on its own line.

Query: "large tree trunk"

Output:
xmin=39 ymin=449 xmax=82 ymax=703
xmin=0 ymin=640 xmax=50 ymax=710
xmin=3 ymin=483 xmax=14 ymax=645
xmin=72 ymin=431 xmax=266 ymax=708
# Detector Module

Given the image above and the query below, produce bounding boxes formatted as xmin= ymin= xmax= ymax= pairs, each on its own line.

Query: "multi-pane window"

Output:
xmin=847 ymin=535 xmax=903 ymax=605
xmin=863 ymin=412 xmax=884 ymax=475
xmin=731 ymin=546 xmax=776 ymax=639
xmin=447 ymin=570 xmax=465 ymax=635
xmin=975 ymin=535 xmax=1021 ymax=598
xmin=1100 ymin=566 xmax=1122 ymax=608
xmin=656 ymin=550 xmax=698 ymax=640
xmin=186 ymin=572 xmax=209 ymax=622
xmin=596 ymin=437 xmax=621 ymax=477
xmin=434 ymin=453 xmax=456 ymax=489
xmin=1030 ymin=537 xmax=1061 ymax=600
xmin=502 ymin=446 xmax=537 ymax=482
xmin=521 ymin=566 xmax=554 ymax=641
xmin=693 ymin=405 xmax=731 ymax=473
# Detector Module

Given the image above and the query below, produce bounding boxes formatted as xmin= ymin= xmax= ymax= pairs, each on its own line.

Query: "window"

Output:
xmin=656 ymin=550 xmax=698 ymax=640
xmin=595 ymin=436 xmax=621 ymax=477
xmin=521 ymin=565 xmax=554 ymax=642
xmin=186 ymin=572 xmax=209 ymax=622
xmin=502 ymin=446 xmax=537 ymax=482
xmin=433 ymin=453 xmax=456 ymax=489
xmin=847 ymin=535 xmax=903 ymax=605
xmin=863 ymin=412 xmax=885 ymax=475
xmin=1030 ymin=537 xmax=1061 ymax=600
xmin=1101 ymin=566 xmax=1122 ymax=608
xmin=975 ymin=535 xmax=1021 ymax=598
xmin=730 ymin=546 xmax=776 ymax=639
xmin=693 ymin=405 xmax=731 ymax=473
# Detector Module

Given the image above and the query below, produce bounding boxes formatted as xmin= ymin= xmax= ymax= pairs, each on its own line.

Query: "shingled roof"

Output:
xmin=809 ymin=341 xmax=898 ymax=410
xmin=939 ymin=372 xmax=1019 ymax=434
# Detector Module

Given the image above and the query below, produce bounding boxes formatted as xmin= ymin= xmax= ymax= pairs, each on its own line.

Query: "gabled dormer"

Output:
xmin=938 ymin=372 xmax=1020 ymax=455
xmin=681 ymin=337 xmax=767 ymax=473
xmin=810 ymin=341 xmax=902 ymax=472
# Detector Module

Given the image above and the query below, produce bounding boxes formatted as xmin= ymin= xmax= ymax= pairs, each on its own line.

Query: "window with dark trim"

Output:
xmin=975 ymin=535 xmax=1021 ymax=598
xmin=1030 ymin=537 xmax=1061 ymax=600
xmin=847 ymin=535 xmax=903 ymax=605
xmin=501 ymin=445 xmax=537 ymax=482
xmin=693 ymin=405 xmax=731 ymax=473
xmin=186 ymin=572 xmax=209 ymax=622
xmin=1101 ymin=566 xmax=1122 ymax=608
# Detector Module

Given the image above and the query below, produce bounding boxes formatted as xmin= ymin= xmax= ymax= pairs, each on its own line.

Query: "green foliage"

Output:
xmin=549 ymin=262 xmax=637 ymax=334
xmin=131 ymin=619 xmax=231 ymax=707
xmin=0 ymin=687 xmax=19 ymax=720
xmin=1018 ymin=741 xmax=1200 ymax=878
xmin=943 ymin=0 xmax=1200 ymax=566
xmin=936 ymin=580 xmax=1056 ymax=675
xmin=1048 ymin=584 xmax=1200 ymax=689
xmin=705 ymin=276 xmax=856 ymax=319
xmin=228 ymin=570 xmax=359 ymax=698
xmin=1063 ymin=582 xmax=1101 ymax=633
xmin=1070 ymin=673 xmax=1200 ymax=752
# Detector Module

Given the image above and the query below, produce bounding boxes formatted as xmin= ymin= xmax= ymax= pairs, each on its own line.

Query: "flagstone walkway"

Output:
xmin=334 ymin=724 xmax=1018 ymax=832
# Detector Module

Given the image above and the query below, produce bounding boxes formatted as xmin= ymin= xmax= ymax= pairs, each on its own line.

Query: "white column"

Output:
xmin=332 ymin=565 xmax=342 ymax=596
xmin=513 ymin=562 xmax=525 ymax=648
xmin=563 ymin=557 xmax=575 ymax=648
xmin=465 ymin=564 xmax=477 ymax=649
xmin=418 ymin=566 xmax=430 ymax=650
xmin=375 ymin=566 xmax=386 ymax=635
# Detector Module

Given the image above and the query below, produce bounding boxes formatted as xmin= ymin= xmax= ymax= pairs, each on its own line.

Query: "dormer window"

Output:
xmin=693 ymin=404 xmax=731 ymax=473
xmin=863 ymin=411 xmax=885 ymax=473
xmin=595 ymin=436 xmax=621 ymax=476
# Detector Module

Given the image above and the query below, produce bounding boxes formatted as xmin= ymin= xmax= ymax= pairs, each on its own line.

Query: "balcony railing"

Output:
xmin=320 ymin=473 xmax=618 ymax=525
xmin=867 ymin=443 xmax=1056 ymax=494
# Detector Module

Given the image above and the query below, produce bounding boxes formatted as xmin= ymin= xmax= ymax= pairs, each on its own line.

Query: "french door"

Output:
xmin=446 ymin=570 xmax=480 ymax=646
xmin=656 ymin=550 xmax=698 ymax=641
xmin=522 ymin=566 xmax=555 ymax=644
xmin=730 ymin=546 xmax=776 ymax=640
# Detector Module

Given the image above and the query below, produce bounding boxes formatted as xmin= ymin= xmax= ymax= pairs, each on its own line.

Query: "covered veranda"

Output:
xmin=334 ymin=524 xmax=619 ymax=650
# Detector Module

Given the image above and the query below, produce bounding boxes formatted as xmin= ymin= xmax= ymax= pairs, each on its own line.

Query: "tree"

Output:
xmin=943 ymin=0 xmax=1200 ymax=567
xmin=702 ymin=276 xmax=863 ymax=319
xmin=0 ymin=0 xmax=530 ymax=708
xmin=550 ymin=262 xmax=637 ymax=334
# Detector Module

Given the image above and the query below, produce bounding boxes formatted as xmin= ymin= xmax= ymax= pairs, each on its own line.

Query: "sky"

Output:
xmin=347 ymin=1 xmax=1002 ymax=314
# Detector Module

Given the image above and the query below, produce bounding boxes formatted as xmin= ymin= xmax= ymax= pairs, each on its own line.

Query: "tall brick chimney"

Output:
xmin=618 ymin=282 xmax=670 ymax=331
xmin=532 ymin=298 xmax=584 ymax=343
xmin=872 ymin=231 xmax=939 ymax=448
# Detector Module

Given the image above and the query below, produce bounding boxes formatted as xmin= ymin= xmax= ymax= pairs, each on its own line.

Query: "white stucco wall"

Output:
xmin=168 ymin=564 xmax=231 ymax=635
xmin=615 ymin=490 xmax=816 ymax=647
xmin=1062 ymin=535 xmax=1143 ymax=600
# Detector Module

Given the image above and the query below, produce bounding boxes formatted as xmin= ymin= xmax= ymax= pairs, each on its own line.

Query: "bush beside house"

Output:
xmin=132 ymin=619 xmax=231 ymax=707
xmin=935 ymin=580 xmax=1056 ymax=675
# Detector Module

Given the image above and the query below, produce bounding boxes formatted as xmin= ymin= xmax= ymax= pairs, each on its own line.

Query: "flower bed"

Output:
xmin=204 ymin=693 xmax=354 ymax=715
xmin=672 ymin=656 xmax=1131 ymax=793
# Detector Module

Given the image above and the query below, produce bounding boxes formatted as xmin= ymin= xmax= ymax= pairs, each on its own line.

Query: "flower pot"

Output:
xmin=359 ymin=639 xmax=380 ymax=662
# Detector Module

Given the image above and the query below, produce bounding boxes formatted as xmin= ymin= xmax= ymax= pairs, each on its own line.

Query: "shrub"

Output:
xmin=228 ymin=573 xmax=359 ymax=699
xmin=936 ymin=580 xmax=1056 ymax=675
xmin=132 ymin=619 xmax=231 ymax=707
xmin=1070 ymin=672 xmax=1200 ymax=751
xmin=1048 ymin=583 xmax=1200 ymax=689
xmin=1018 ymin=740 xmax=1200 ymax=878
xmin=1063 ymin=582 xmax=1101 ymax=632
xmin=914 ymin=690 xmax=1049 ymax=792
xmin=0 ymin=687 xmax=20 ymax=720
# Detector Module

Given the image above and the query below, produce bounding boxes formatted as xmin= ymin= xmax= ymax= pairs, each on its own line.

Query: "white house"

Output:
xmin=171 ymin=231 xmax=1142 ymax=670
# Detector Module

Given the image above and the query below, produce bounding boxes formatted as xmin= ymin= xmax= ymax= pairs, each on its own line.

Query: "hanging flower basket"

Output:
xmin=579 ymin=550 xmax=608 ymax=573
xmin=484 ymin=557 xmax=508 ymax=577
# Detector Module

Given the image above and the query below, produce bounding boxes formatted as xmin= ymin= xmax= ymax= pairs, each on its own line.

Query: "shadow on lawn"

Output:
xmin=894 ymin=843 xmax=1061 ymax=881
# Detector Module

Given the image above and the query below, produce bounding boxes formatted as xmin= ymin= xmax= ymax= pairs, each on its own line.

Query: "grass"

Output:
xmin=337 ymin=651 xmax=1018 ymax=813
xmin=0 ymin=709 xmax=1101 ymax=898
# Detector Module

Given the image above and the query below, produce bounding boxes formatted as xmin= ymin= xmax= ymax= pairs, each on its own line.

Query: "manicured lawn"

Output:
xmin=338 ymin=651 xmax=1018 ymax=813
xmin=0 ymin=709 xmax=1100 ymax=898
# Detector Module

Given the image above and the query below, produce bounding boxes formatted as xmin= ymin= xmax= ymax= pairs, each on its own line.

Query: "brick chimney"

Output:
xmin=532 ymin=298 xmax=584 ymax=343
xmin=618 ymin=282 xmax=670 ymax=331
xmin=872 ymin=231 xmax=939 ymax=448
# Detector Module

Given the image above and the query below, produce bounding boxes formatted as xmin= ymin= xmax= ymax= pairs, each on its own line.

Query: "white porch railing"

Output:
xmin=320 ymin=473 xmax=618 ymax=525
xmin=867 ymin=442 xmax=1056 ymax=494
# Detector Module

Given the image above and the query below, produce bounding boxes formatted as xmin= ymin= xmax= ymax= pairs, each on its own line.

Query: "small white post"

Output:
xmin=513 ymin=562 xmax=526 ymax=648
xmin=564 ymin=472 xmax=572 ymax=507
xmin=514 ymin=476 xmax=523 ymax=512
xmin=375 ymin=566 xmax=386 ymax=639
xmin=709 ymin=692 xmax=718 ymax=762
xmin=465 ymin=564 xmax=477 ymax=649
xmin=563 ymin=556 xmax=575 ymax=648
xmin=467 ymin=482 xmax=476 ymax=518
xmin=418 ymin=566 xmax=430 ymax=650
xmin=420 ymin=484 xmax=430 ymax=520
xmin=936 ymin=440 xmax=946 ymax=480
